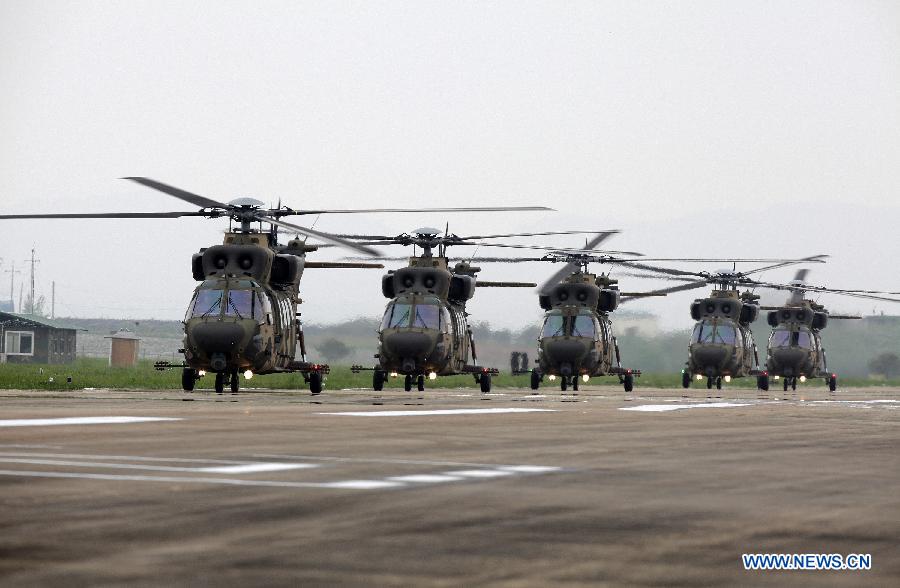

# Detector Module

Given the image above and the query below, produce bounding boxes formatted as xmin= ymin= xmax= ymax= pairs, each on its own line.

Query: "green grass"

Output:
xmin=1 ymin=358 xmax=898 ymax=391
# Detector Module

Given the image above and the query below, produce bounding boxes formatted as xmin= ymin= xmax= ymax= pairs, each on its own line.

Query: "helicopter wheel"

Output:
xmin=572 ymin=377 xmax=579 ymax=392
xmin=230 ymin=370 xmax=239 ymax=394
xmin=560 ymin=377 xmax=568 ymax=392
xmin=404 ymin=374 xmax=413 ymax=392
xmin=417 ymin=375 xmax=425 ymax=392
xmin=214 ymin=372 xmax=225 ymax=394
xmin=682 ymin=370 xmax=691 ymax=389
xmin=480 ymin=373 xmax=492 ymax=393
xmin=308 ymin=371 xmax=323 ymax=395
xmin=623 ymin=373 xmax=634 ymax=393
xmin=757 ymin=374 xmax=769 ymax=391
xmin=791 ymin=378 xmax=797 ymax=391
xmin=716 ymin=377 xmax=722 ymax=390
xmin=181 ymin=368 xmax=196 ymax=392
xmin=706 ymin=377 xmax=713 ymax=390
xmin=783 ymin=378 xmax=789 ymax=392
xmin=530 ymin=370 xmax=541 ymax=391
xmin=828 ymin=375 xmax=837 ymax=392
xmin=373 ymin=370 xmax=385 ymax=391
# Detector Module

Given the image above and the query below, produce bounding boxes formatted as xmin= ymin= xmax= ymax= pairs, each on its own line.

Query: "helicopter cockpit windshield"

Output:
xmin=381 ymin=297 xmax=444 ymax=331
xmin=540 ymin=310 xmax=596 ymax=338
xmin=541 ymin=312 xmax=566 ymax=338
xmin=693 ymin=320 xmax=737 ymax=345
xmin=770 ymin=328 xmax=812 ymax=349
xmin=187 ymin=279 xmax=266 ymax=322
xmin=570 ymin=312 xmax=596 ymax=338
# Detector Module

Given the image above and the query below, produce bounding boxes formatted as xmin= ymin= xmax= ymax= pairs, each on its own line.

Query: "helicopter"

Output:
xmin=1 ymin=178 xmax=551 ymax=394
xmin=461 ymin=232 xmax=669 ymax=392
xmin=758 ymin=269 xmax=900 ymax=392
xmin=344 ymin=228 xmax=612 ymax=392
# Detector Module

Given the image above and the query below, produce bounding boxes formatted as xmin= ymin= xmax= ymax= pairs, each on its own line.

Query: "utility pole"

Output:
xmin=3 ymin=261 xmax=20 ymax=312
xmin=26 ymin=247 xmax=40 ymax=315
xmin=51 ymin=281 xmax=56 ymax=319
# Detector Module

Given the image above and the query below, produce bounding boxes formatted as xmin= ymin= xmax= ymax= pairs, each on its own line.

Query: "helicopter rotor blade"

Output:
xmin=123 ymin=177 xmax=230 ymax=209
xmin=459 ymin=229 xmax=619 ymax=240
xmin=303 ymin=261 xmax=385 ymax=269
xmin=0 ymin=211 xmax=211 ymax=219
xmin=259 ymin=215 xmax=380 ymax=256
xmin=620 ymin=280 xmax=708 ymax=302
xmin=476 ymin=281 xmax=538 ymax=288
xmin=738 ymin=255 xmax=828 ymax=276
xmin=537 ymin=232 xmax=618 ymax=294
xmin=751 ymin=281 xmax=900 ymax=303
xmin=288 ymin=205 xmax=555 ymax=215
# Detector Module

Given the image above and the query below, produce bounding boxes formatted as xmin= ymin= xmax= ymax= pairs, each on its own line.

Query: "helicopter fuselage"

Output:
xmin=684 ymin=291 xmax=761 ymax=383
xmin=536 ymin=307 xmax=618 ymax=378
xmin=764 ymin=304 xmax=831 ymax=380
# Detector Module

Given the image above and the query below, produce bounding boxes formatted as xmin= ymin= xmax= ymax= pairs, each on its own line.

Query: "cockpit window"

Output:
xmin=382 ymin=303 xmax=413 ymax=329
xmin=190 ymin=289 xmax=224 ymax=318
xmin=571 ymin=315 xmax=595 ymax=338
xmin=412 ymin=304 xmax=440 ymax=329
xmin=770 ymin=329 xmax=812 ymax=348
xmin=542 ymin=314 xmax=566 ymax=338
xmin=224 ymin=290 xmax=254 ymax=319
xmin=694 ymin=320 xmax=736 ymax=345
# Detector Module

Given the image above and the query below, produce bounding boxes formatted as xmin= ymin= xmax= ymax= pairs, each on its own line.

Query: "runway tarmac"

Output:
xmin=1 ymin=384 xmax=898 ymax=586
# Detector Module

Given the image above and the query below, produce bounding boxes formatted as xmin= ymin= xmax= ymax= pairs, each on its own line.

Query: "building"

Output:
xmin=105 ymin=329 xmax=141 ymax=366
xmin=0 ymin=312 xmax=77 ymax=364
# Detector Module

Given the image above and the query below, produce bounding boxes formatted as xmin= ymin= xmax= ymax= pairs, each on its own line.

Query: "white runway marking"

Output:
xmin=388 ymin=474 xmax=465 ymax=483
xmin=0 ymin=416 xmax=181 ymax=427
xmin=0 ymin=457 xmax=317 ymax=474
xmin=319 ymin=408 xmax=556 ymax=417
xmin=497 ymin=465 xmax=562 ymax=473
xmin=196 ymin=463 xmax=315 ymax=474
xmin=620 ymin=402 xmax=752 ymax=413
xmin=444 ymin=469 xmax=517 ymax=478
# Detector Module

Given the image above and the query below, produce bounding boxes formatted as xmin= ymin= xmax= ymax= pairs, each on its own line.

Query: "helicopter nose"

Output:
xmin=383 ymin=331 xmax=432 ymax=359
xmin=544 ymin=339 xmax=588 ymax=364
xmin=189 ymin=322 xmax=245 ymax=353
xmin=692 ymin=346 xmax=728 ymax=368
xmin=771 ymin=348 xmax=806 ymax=371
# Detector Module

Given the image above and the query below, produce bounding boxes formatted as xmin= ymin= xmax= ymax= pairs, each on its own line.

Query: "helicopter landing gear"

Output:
xmin=530 ymin=369 xmax=541 ymax=391
xmin=682 ymin=371 xmax=691 ymax=389
xmin=572 ymin=377 xmax=579 ymax=392
xmin=757 ymin=374 xmax=769 ymax=391
xmin=716 ymin=377 xmax=723 ymax=390
xmin=560 ymin=377 xmax=568 ymax=392
xmin=827 ymin=374 xmax=837 ymax=392
xmin=791 ymin=377 xmax=797 ymax=391
xmin=214 ymin=372 xmax=225 ymax=394
xmin=417 ymin=375 xmax=425 ymax=392
xmin=706 ymin=377 xmax=713 ymax=390
xmin=181 ymin=368 xmax=196 ymax=392
xmin=623 ymin=372 xmax=634 ymax=393
xmin=479 ymin=372 xmax=492 ymax=393
xmin=373 ymin=370 xmax=386 ymax=391
xmin=308 ymin=371 xmax=323 ymax=395
xmin=230 ymin=370 xmax=239 ymax=394
xmin=404 ymin=374 xmax=413 ymax=392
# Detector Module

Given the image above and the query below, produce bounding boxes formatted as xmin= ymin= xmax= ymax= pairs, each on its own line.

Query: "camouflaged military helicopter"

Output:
xmin=758 ymin=269 xmax=900 ymax=392
xmin=343 ymin=228 xmax=617 ymax=392
xmin=1 ymin=178 xmax=550 ymax=394
xmin=464 ymin=232 xmax=671 ymax=392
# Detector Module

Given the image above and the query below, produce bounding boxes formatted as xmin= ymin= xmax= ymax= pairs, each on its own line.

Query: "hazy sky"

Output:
xmin=1 ymin=1 xmax=898 ymax=331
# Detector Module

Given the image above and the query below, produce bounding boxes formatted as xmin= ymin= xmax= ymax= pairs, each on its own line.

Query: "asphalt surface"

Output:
xmin=1 ymin=383 xmax=898 ymax=586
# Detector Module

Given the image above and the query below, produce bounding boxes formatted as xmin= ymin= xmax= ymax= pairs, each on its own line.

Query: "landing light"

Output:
xmin=582 ymin=374 xmax=589 ymax=383
xmin=244 ymin=370 xmax=253 ymax=380
xmin=428 ymin=372 xmax=437 ymax=380
xmin=774 ymin=375 xmax=781 ymax=381
xmin=799 ymin=375 xmax=807 ymax=383
xmin=198 ymin=370 xmax=206 ymax=377
xmin=389 ymin=372 xmax=399 ymax=378
xmin=548 ymin=374 xmax=557 ymax=381
xmin=724 ymin=375 xmax=732 ymax=383
xmin=695 ymin=374 xmax=703 ymax=381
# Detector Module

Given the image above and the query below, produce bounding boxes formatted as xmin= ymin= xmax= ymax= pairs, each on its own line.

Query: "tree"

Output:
xmin=315 ymin=338 xmax=352 ymax=364
xmin=868 ymin=352 xmax=900 ymax=379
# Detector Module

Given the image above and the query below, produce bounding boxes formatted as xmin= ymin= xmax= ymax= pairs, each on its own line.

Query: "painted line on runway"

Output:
xmin=619 ymin=402 xmax=752 ymax=412
xmin=0 ymin=416 xmax=181 ymax=427
xmin=387 ymin=474 xmax=466 ymax=483
xmin=253 ymin=453 xmax=545 ymax=468
xmin=0 ymin=457 xmax=318 ymax=474
xmin=443 ymin=469 xmax=518 ymax=478
xmin=318 ymin=408 xmax=556 ymax=417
